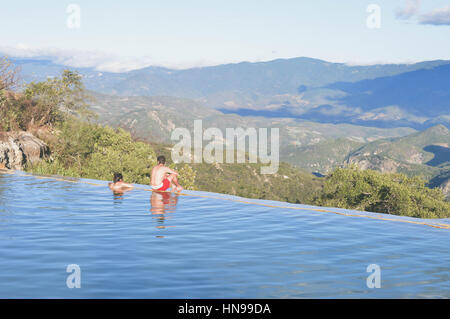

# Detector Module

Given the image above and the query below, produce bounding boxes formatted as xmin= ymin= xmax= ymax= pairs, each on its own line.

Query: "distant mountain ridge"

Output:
xmin=10 ymin=55 xmax=449 ymax=96
xmin=7 ymin=54 xmax=449 ymax=130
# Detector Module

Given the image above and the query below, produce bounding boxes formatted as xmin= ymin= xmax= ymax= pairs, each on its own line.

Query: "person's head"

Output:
xmin=113 ymin=172 xmax=123 ymax=183
xmin=157 ymin=155 xmax=166 ymax=165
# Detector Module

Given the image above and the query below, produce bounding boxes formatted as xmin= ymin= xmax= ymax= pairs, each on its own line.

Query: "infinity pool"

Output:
xmin=0 ymin=170 xmax=448 ymax=298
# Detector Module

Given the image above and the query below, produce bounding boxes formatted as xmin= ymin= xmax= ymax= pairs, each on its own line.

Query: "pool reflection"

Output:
xmin=150 ymin=191 xmax=179 ymax=233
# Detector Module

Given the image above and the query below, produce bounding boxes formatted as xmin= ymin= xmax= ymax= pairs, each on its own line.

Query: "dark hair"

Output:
xmin=157 ymin=155 xmax=166 ymax=164
xmin=113 ymin=172 xmax=123 ymax=183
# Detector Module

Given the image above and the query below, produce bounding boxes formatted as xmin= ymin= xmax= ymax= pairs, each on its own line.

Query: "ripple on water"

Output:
xmin=0 ymin=171 xmax=449 ymax=298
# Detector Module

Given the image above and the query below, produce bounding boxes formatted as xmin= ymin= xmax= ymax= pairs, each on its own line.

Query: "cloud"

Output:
xmin=419 ymin=5 xmax=450 ymax=25
xmin=0 ymin=44 xmax=158 ymax=72
xmin=395 ymin=2 xmax=450 ymax=26
xmin=0 ymin=44 xmax=219 ymax=72
xmin=395 ymin=0 xmax=421 ymax=19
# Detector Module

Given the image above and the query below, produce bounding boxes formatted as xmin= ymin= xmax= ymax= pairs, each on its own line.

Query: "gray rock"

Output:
xmin=0 ymin=131 xmax=49 ymax=169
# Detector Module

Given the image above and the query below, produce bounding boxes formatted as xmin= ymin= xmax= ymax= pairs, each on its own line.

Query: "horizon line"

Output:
xmin=2 ymin=49 xmax=450 ymax=73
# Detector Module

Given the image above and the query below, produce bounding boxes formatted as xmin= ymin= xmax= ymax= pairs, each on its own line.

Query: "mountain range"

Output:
xmin=5 ymin=54 xmax=450 ymax=197
xmin=9 ymin=55 xmax=450 ymax=130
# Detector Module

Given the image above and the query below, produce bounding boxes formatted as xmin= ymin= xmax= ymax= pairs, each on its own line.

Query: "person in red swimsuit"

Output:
xmin=150 ymin=155 xmax=183 ymax=192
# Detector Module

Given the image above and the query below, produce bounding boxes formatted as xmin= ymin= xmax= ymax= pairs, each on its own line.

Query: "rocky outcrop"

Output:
xmin=346 ymin=155 xmax=401 ymax=173
xmin=440 ymin=179 xmax=450 ymax=200
xmin=0 ymin=131 xmax=49 ymax=169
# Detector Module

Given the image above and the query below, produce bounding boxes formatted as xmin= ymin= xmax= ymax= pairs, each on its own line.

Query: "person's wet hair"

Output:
xmin=113 ymin=172 xmax=123 ymax=183
xmin=157 ymin=155 xmax=166 ymax=164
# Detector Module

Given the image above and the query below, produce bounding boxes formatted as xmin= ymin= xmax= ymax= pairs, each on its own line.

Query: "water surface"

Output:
xmin=0 ymin=171 xmax=448 ymax=298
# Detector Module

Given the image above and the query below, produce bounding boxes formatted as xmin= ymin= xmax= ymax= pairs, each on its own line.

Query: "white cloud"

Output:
xmin=0 ymin=44 xmax=220 ymax=72
xmin=395 ymin=2 xmax=450 ymax=26
xmin=0 ymin=44 xmax=156 ymax=72
xmin=395 ymin=0 xmax=421 ymax=19
xmin=419 ymin=5 xmax=450 ymax=25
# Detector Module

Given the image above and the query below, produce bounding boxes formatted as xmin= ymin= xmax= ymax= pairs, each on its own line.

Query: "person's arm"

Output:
xmin=165 ymin=167 xmax=179 ymax=176
xmin=121 ymin=183 xmax=134 ymax=189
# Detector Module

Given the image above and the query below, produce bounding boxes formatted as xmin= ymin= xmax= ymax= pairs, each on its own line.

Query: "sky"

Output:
xmin=0 ymin=0 xmax=449 ymax=72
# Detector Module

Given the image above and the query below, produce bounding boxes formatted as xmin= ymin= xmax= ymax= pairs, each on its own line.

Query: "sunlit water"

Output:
xmin=0 ymin=171 xmax=449 ymax=298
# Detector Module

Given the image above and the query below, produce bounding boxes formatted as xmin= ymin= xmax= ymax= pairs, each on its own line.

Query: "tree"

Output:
xmin=23 ymin=69 xmax=93 ymax=127
xmin=1 ymin=68 xmax=94 ymax=131
xmin=0 ymin=56 xmax=19 ymax=91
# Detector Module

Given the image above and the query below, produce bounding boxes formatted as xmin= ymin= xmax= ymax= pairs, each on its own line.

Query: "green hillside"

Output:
xmin=346 ymin=125 xmax=450 ymax=198
xmin=91 ymin=92 xmax=416 ymax=173
xmin=281 ymin=138 xmax=364 ymax=174
xmin=348 ymin=125 xmax=449 ymax=165
xmin=90 ymin=92 xmax=221 ymax=142
xmin=347 ymin=125 xmax=449 ymax=173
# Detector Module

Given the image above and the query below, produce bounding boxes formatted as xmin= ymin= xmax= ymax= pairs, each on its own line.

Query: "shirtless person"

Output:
xmin=108 ymin=172 xmax=134 ymax=192
xmin=151 ymin=155 xmax=183 ymax=192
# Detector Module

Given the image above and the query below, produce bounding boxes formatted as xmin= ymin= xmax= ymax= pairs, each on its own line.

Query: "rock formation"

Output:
xmin=0 ymin=131 xmax=49 ymax=169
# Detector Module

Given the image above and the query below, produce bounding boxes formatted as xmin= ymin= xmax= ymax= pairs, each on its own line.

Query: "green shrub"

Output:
xmin=313 ymin=167 xmax=450 ymax=218
xmin=170 ymin=164 xmax=196 ymax=190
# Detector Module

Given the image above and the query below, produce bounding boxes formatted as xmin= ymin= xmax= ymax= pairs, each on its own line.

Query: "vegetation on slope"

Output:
xmin=313 ymin=167 xmax=450 ymax=218
xmin=346 ymin=125 xmax=450 ymax=199
xmin=1 ymin=68 xmax=89 ymax=131
xmin=347 ymin=125 xmax=449 ymax=171
xmin=281 ymin=137 xmax=364 ymax=174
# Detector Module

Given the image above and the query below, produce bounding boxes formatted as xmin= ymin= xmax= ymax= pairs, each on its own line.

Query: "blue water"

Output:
xmin=0 ymin=170 xmax=449 ymax=298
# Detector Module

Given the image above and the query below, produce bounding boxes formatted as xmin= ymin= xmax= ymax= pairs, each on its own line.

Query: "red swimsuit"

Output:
xmin=153 ymin=178 xmax=171 ymax=191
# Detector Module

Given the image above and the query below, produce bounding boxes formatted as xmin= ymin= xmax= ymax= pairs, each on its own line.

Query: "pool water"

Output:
xmin=0 ymin=171 xmax=449 ymax=298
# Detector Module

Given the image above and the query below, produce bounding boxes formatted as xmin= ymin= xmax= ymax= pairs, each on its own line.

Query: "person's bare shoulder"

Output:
xmin=151 ymin=165 xmax=160 ymax=176
xmin=121 ymin=183 xmax=134 ymax=189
